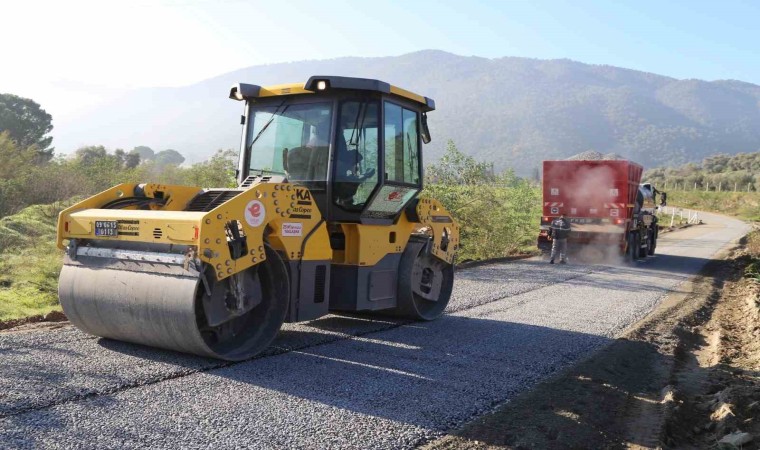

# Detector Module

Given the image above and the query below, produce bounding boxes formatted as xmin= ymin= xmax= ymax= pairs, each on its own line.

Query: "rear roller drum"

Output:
xmin=394 ymin=236 xmax=454 ymax=320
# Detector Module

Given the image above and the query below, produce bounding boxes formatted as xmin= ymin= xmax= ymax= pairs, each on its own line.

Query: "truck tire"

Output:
xmin=629 ymin=233 xmax=640 ymax=261
xmin=647 ymin=229 xmax=657 ymax=256
xmin=639 ymin=232 xmax=649 ymax=258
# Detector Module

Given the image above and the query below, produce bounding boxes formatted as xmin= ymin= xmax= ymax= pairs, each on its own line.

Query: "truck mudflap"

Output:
xmin=537 ymin=231 xmax=552 ymax=253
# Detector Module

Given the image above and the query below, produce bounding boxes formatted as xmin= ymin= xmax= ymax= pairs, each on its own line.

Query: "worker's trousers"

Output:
xmin=550 ymin=238 xmax=567 ymax=262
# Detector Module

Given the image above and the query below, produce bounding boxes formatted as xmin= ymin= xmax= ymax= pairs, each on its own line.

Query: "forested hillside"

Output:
xmin=53 ymin=50 xmax=760 ymax=175
xmin=643 ymin=151 xmax=760 ymax=191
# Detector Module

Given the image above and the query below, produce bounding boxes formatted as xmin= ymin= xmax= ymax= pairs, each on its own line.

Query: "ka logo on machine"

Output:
xmin=296 ymin=188 xmax=312 ymax=204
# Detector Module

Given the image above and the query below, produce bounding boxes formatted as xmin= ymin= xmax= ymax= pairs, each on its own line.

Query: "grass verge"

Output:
xmin=669 ymin=191 xmax=760 ymax=222
xmin=0 ymin=202 xmax=69 ymax=322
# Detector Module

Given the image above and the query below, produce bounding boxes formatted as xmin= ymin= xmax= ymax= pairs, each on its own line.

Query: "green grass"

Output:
xmin=668 ymin=191 xmax=760 ymax=222
xmin=0 ymin=202 xmax=68 ymax=322
xmin=745 ymin=230 xmax=760 ymax=281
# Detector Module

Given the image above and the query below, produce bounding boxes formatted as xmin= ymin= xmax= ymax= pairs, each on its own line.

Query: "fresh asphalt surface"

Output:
xmin=0 ymin=212 xmax=750 ymax=449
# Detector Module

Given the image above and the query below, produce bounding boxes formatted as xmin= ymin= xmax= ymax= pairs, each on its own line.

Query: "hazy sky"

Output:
xmin=3 ymin=0 xmax=760 ymax=122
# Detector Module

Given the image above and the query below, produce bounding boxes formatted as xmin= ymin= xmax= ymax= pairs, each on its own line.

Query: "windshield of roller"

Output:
xmin=246 ymin=101 xmax=333 ymax=184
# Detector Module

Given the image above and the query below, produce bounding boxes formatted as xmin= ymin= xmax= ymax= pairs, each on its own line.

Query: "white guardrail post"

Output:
xmin=660 ymin=206 xmax=699 ymax=226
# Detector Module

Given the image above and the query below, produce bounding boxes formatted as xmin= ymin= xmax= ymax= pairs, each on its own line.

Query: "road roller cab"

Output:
xmin=57 ymin=76 xmax=460 ymax=361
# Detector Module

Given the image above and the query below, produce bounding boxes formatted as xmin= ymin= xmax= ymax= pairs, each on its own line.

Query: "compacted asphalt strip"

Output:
xmin=0 ymin=212 xmax=750 ymax=449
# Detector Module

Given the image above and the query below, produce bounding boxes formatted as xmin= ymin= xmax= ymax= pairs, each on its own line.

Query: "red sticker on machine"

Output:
xmin=387 ymin=191 xmax=403 ymax=201
xmin=244 ymin=200 xmax=265 ymax=227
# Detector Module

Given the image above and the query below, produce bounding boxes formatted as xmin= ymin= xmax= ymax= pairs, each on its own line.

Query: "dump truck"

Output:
xmin=537 ymin=159 xmax=666 ymax=260
xmin=56 ymin=76 xmax=459 ymax=361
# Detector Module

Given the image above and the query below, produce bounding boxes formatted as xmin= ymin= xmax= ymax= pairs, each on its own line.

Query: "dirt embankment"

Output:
xmin=424 ymin=235 xmax=759 ymax=449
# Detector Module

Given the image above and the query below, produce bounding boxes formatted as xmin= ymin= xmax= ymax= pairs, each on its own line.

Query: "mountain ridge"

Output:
xmin=53 ymin=50 xmax=760 ymax=175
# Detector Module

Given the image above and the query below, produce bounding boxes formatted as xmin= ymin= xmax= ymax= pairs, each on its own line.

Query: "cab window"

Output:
xmin=333 ymin=100 xmax=379 ymax=210
xmin=246 ymin=102 xmax=332 ymax=185
xmin=383 ymin=102 xmax=420 ymax=185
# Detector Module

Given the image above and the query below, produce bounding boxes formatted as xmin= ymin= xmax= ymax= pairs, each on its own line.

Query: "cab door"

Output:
xmin=359 ymin=100 xmax=423 ymax=224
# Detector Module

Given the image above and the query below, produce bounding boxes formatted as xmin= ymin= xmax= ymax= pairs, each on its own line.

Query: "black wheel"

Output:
xmin=196 ymin=244 xmax=290 ymax=360
xmin=629 ymin=233 xmax=640 ymax=261
xmin=638 ymin=232 xmax=649 ymax=258
xmin=394 ymin=235 xmax=454 ymax=320
xmin=647 ymin=229 xmax=657 ymax=256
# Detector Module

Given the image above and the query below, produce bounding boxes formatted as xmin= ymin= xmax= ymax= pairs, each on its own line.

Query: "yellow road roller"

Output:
xmin=56 ymin=76 xmax=459 ymax=361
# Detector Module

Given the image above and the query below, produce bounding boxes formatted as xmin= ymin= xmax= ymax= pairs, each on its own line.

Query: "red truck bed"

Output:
xmin=538 ymin=159 xmax=643 ymax=250
xmin=542 ymin=160 xmax=643 ymax=219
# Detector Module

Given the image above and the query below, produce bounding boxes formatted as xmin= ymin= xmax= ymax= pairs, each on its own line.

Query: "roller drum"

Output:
xmin=58 ymin=245 xmax=290 ymax=361
xmin=58 ymin=266 xmax=215 ymax=357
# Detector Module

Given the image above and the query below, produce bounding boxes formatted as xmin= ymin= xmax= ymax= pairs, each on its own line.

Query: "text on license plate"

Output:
xmin=94 ymin=221 xmax=118 ymax=236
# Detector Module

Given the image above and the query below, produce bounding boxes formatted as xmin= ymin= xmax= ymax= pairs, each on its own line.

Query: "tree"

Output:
xmin=154 ymin=149 xmax=185 ymax=166
xmin=130 ymin=146 xmax=155 ymax=161
xmin=0 ymin=131 xmax=37 ymax=180
xmin=0 ymin=93 xmax=54 ymax=161
xmin=75 ymin=145 xmax=109 ymax=165
xmin=113 ymin=149 xmax=126 ymax=166
xmin=426 ymin=140 xmax=496 ymax=185
xmin=182 ymin=149 xmax=237 ymax=188
xmin=124 ymin=152 xmax=141 ymax=169
xmin=0 ymin=131 xmax=40 ymax=216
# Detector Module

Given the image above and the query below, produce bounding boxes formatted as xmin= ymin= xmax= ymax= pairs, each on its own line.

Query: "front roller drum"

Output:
xmin=393 ymin=235 xmax=455 ymax=320
xmin=58 ymin=245 xmax=289 ymax=361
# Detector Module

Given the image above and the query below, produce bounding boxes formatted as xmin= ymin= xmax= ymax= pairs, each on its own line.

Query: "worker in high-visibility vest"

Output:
xmin=548 ymin=214 xmax=571 ymax=264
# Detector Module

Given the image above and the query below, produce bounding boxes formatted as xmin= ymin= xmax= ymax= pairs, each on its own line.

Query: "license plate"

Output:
xmin=94 ymin=220 xmax=118 ymax=236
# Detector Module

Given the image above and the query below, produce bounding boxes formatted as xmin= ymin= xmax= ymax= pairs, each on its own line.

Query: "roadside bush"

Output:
xmin=424 ymin=141 xmax=541 ymax=261
xmin=745 ymin=231 xmax=760 ymax=281
xmin=425 ymin=182 xmax=540 ymax=261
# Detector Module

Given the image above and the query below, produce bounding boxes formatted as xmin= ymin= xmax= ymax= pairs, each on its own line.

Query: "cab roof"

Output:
xmin=229 ymin=75 xmax=435 ymax=112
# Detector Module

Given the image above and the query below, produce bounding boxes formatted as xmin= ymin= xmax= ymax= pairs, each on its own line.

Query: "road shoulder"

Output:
xmin=422 ymin=233 xmax=759 ymax=449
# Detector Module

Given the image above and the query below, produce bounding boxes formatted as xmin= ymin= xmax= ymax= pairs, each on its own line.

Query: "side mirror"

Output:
xmin=421 ymin=112 xmax=432 ymax=144
xmin=660 ymin=192 xmax=667 ymax=206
